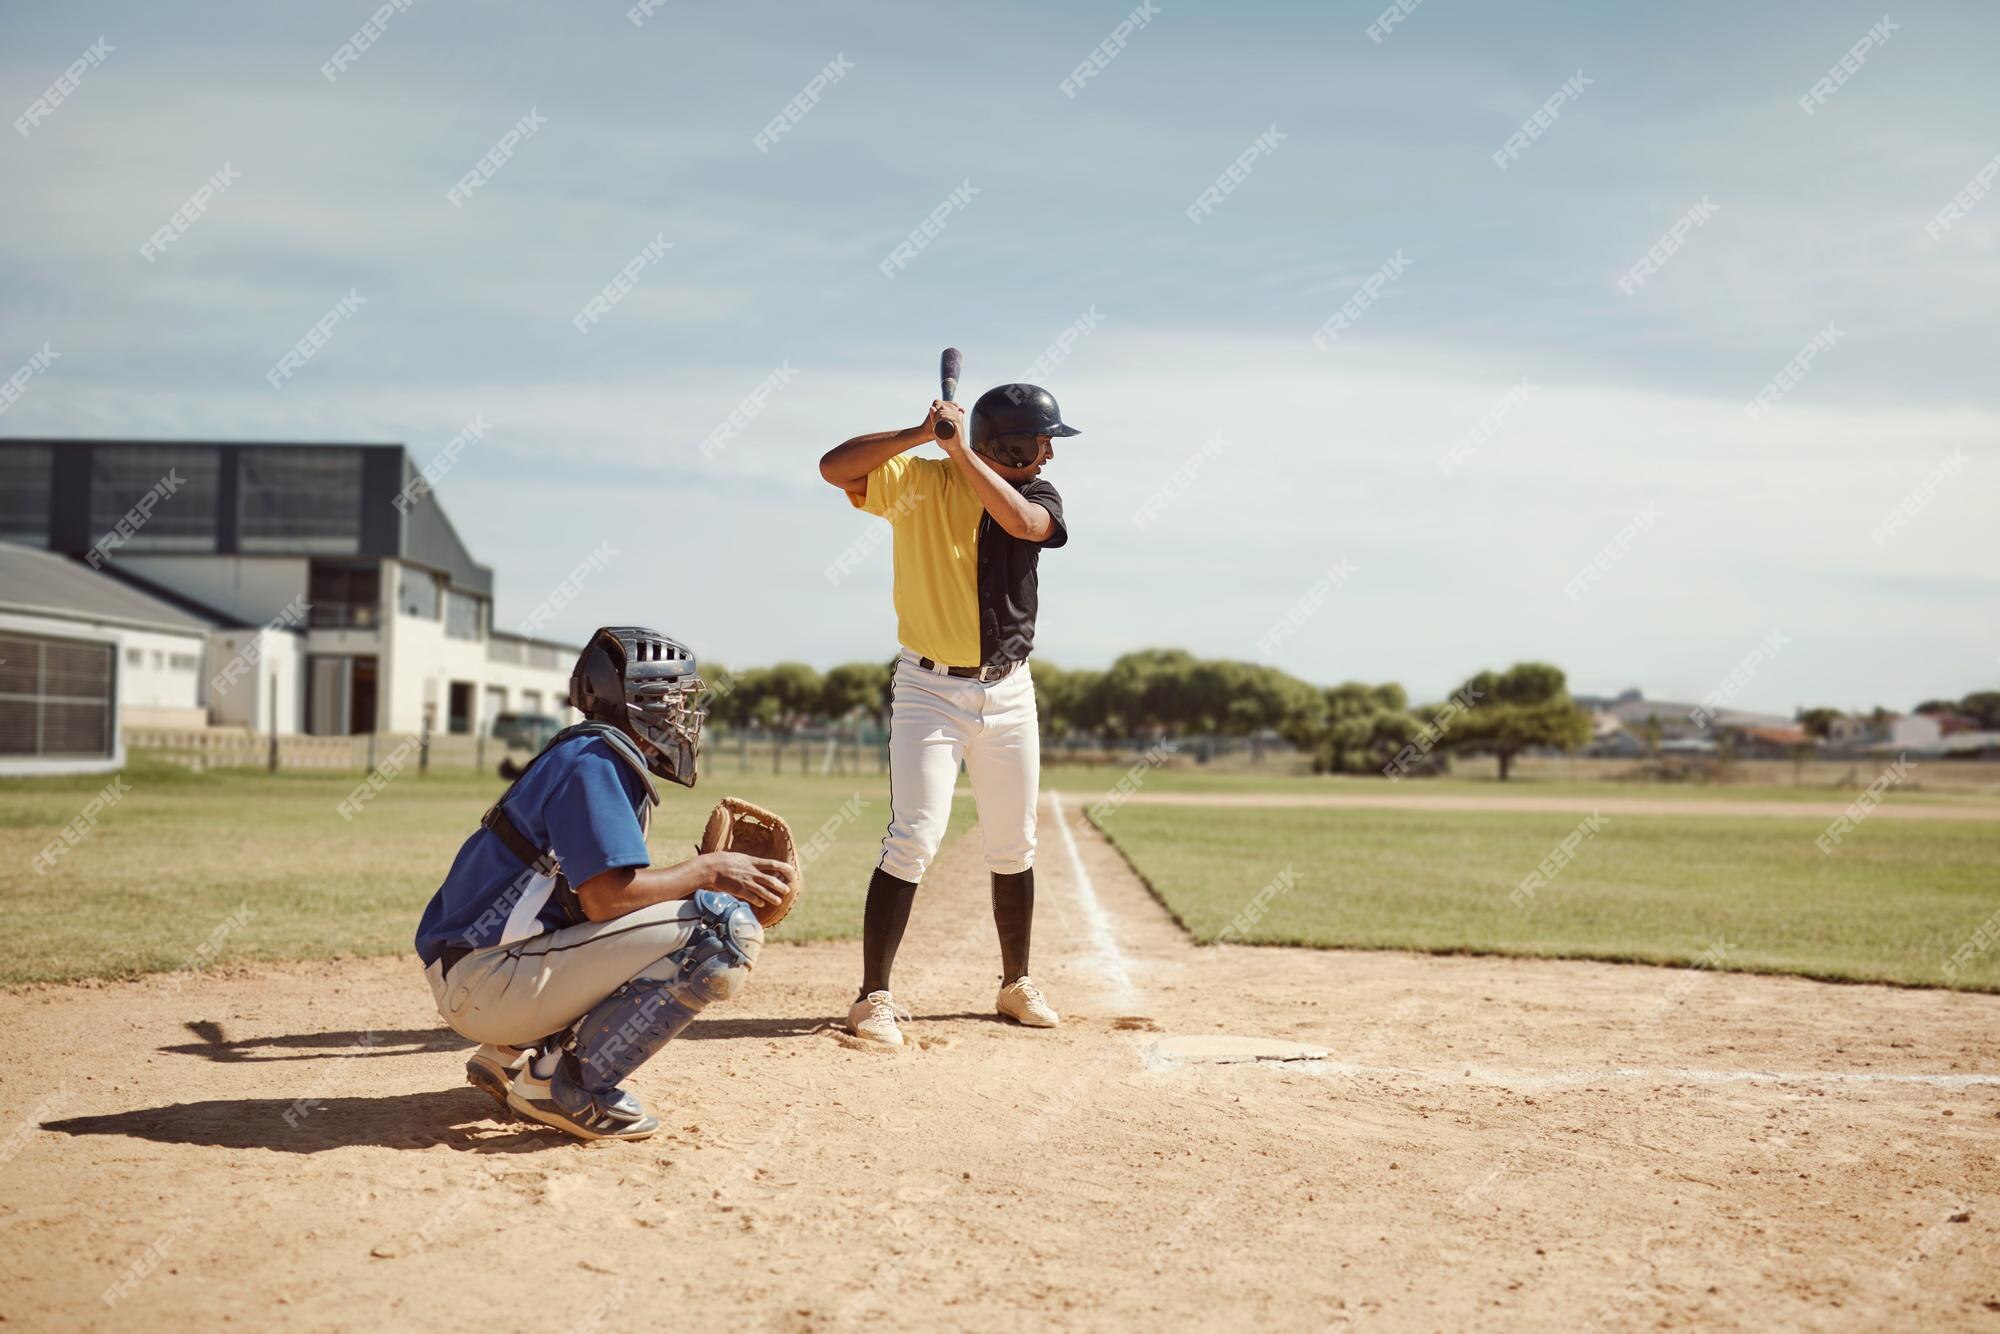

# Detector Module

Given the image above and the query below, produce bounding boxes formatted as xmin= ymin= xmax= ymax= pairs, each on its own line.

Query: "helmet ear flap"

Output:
xmin=569 ymin=628 xmax=631 ymax=724
xmin=976 ymin=433 xmax=1042 ymax=469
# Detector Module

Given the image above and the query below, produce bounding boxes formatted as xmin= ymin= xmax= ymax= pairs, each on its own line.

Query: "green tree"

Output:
xmin=1438 ymin=662 xmax=1591 ymax=781
xmin=1060 ymin=668 xmax=1109 ymax=736
xmin=742 ymin=662 xmax=824 ymax=730
xmin=1958 ymin=691 xmax=2000 ymax=730
xmin=1097 ymin=649 xmax=1200 ymax=736
xmin=1031 ymin=662 xmax=1108 ymax=740
xmin=1795 ymin=707 xmax=1842 ymax=740
xmin=698 ymin=660 xmax=751 ymax=730
xmin=1217 ymin=663 xmax=1322 ymax=740
xmin=820 ymin=662 xmax=891 ymax=726
xmin=1280 ymin=680 xmax=1417 ymax=775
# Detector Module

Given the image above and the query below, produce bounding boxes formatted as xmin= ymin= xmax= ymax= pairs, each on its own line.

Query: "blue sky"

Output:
xmin=3 ymin=0 xmax=1995 ymax=714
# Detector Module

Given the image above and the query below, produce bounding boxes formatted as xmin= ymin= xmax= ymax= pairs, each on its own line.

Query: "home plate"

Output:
xmin=1145 ymin=1035 xmax=1330 ymax=1068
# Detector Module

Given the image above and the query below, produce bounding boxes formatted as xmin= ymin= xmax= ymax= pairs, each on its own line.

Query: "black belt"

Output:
xmin=438 ymin=943 xmax=472 ymax=976
xmin=916 ymin=656 xmax=1019 ymax=683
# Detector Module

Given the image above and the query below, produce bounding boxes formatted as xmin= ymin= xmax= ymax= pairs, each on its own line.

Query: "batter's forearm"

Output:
xmin=819 ymin=427 xmax=925 ymax=489
xmin=946 ymin=447 xmax=1053 ymax=541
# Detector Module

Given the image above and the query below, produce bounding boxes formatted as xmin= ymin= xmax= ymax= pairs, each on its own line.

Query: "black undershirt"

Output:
xmin=975 ymin=476 xmax=1067 ymax=667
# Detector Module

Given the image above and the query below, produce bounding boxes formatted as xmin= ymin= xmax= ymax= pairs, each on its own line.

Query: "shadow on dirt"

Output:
xmin=43 ymin=1088 xmax=574 ymax=1154
xmin=161 ymin=1015 xmax=841 ymax=1062
xmin=160 ymin=1021 xmax=465 ymax=1063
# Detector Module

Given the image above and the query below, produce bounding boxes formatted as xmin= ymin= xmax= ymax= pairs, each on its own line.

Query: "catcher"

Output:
xmin=413 ymin=626 xmax=800 ymax=1141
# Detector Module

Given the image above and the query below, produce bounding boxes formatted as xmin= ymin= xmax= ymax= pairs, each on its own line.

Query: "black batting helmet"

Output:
xmin=969 ymin=384 xmax=1080 ymax=468
xmin=569 ymin=626 xmax=705 ymax=787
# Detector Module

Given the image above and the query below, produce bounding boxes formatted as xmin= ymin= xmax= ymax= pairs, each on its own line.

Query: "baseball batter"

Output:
xmin=818 ymin=381 xmax=1080 ymax=1046
xmin=413 ymin=626 xmax=797 ymax=1141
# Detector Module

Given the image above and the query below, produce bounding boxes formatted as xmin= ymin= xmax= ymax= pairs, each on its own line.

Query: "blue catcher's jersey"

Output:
xmin=413 ymin=731 xmax=657 ymax=966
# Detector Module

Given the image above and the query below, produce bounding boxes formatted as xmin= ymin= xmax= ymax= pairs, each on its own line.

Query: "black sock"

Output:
xmin=991 ymin=868 xmax=1034 ymax=985
xmin=860 ymin=867 xmax=919 ymax=998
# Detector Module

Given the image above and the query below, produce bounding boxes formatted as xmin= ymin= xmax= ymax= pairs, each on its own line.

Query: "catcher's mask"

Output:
xmin=970 ymin=383 xmax=1080 ymax=469
xmin=569 ymin=626 xmax=704 ymax=787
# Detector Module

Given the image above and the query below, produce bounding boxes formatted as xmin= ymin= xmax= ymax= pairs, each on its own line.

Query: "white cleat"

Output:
xmin=996 ymin=977 xmax=1059 ymax=1029
xmin=847 ymin=990 xmax=909 ymax=1048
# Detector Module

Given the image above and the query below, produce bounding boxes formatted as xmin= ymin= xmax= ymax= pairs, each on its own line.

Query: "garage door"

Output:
xmin=0 ymin=633 xmax=115 ymax=758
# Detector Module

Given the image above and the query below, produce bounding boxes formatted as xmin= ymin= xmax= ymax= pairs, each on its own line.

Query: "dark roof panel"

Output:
xmin=0 ymin=440 xmax=494 ymax=597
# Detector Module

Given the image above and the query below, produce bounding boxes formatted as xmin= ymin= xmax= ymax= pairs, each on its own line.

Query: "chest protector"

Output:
xmin=479 ymin=723 xmax=659 ymax=927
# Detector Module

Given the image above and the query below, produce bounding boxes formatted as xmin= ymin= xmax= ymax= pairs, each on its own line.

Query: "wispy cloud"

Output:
xmin=2 ymin=0 xmax=1994 ymax=710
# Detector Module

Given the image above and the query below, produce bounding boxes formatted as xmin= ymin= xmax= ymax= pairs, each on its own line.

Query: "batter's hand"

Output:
xmin=928 ymin=399 xmax=968 ymax=446
xmin=699 ymin=851 xmax=796 ymax=912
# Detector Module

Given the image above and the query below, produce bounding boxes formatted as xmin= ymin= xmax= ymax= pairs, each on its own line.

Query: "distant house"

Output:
xmin=1720 ymin=723 xmax=1812 ymax=759
xmin=1825 ymin=712 xmax=1942 ymax=753
xmin=1583 ymin=710 xmax=1647 ymax=756
xmin=0 ymin=440 xmax=578 ymax=760
xmin=1921 ymin=711 xmax=1980 ymax=737
xmin=1939 ymin=730 xmax=2000 ymax=759
xmin=1890 ymin=715 xmax=1943 ymax=750
xmin=1573 ymin=687 xmax=1792 ymax=754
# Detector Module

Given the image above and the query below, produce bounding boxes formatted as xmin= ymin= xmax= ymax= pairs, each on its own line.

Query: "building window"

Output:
xmin=240 ymin=448 xmax=362 ymax=553
xmin=399 ymin=568 xmax=441 ymax=619
xmin=448 ymin=681 xmax=473 ymax=734
xmin=89 ymin=445 xmax=219 ymax=553
xmin=126 ymin=647 xmax=144 ymax=668
xmin=0 ymin=633 xmax=114 ymax=758
xmin=0 ymin=446 xmax=51 ymax=546
xmin=444 ymin=589 xmax=483 ymax=640
xmin=307 ymin=560 xmax=381 ymax=628
xmin=169 ymin=653 xmax=199 ymax=672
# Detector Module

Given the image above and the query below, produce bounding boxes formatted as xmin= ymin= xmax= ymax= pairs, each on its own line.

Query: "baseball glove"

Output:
xmin=697 ymin=796 xmax=801 ymax=928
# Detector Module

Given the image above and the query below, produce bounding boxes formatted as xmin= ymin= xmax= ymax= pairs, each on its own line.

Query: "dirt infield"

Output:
xmin=5 ymin=804 xmax=1998 ymax=1330
xmin=1054 ymin=789 xmax=2000 ymax=822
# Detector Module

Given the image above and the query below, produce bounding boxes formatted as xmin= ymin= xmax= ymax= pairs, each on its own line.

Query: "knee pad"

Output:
xmin=564 ymin=891 xmax=763 ymax=1092
xmin=647 ymin=890 xmax=762 ymax=1002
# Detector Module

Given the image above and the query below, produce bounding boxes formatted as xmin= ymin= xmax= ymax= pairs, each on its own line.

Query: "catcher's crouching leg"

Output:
xmin=519 ymin=892 xmax=763 ymax=1141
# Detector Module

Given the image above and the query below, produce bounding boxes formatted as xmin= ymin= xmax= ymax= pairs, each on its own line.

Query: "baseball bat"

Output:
xmin=934 ymin=346 xmax=962 ymax=439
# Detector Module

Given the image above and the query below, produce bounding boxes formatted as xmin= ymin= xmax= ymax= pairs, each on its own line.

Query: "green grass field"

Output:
xmin=1088 ymin=802 xmax=2000 ymax=991
xmin=1 ymin=756 xmax=966 ymax=985
xmin=9 ymin=753 xmax=1996 ymax=990
xmin=1043 ymin=763 xmax=2000 ymax=806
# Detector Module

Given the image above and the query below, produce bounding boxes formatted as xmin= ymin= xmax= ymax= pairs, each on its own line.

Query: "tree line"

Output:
xmin=700 ymin=651 xmax=1591 ymax=780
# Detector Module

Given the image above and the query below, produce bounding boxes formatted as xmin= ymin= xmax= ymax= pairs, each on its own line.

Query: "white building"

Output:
xmin=0 ymin=440 xmax=577 ymax=770
xmin=1825 ymin=712 xmax=1944 ymax=752
xmin=0 ymin=543 xmax=222 ymax=774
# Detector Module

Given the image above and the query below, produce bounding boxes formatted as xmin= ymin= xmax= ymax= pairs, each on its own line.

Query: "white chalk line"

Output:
xmin=1217 ymin=1058 xmax=2000 ymax=1090
xmin=1041 ymin=800 xmax=1993 ymax=1091
xmin=1047 ymin=791 xmax=1138 ymax=1008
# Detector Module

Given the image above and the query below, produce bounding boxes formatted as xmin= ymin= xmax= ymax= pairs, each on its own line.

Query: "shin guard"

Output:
xmin=559 ymin=891 xmax=762 ymax=1099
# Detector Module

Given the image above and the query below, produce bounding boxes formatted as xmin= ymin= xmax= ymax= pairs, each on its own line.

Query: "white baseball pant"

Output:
xmin=423 ymin=896 xmax=713 ymax=1046
xmin=878 ymin=650 xmax=1039 ymax=883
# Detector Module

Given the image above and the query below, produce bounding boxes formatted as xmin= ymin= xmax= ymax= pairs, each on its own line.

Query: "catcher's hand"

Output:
xmin=697 ymin=797 xmax=803 ymax=928
xmin=699 ymin=852 xmax=794 ymax=916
